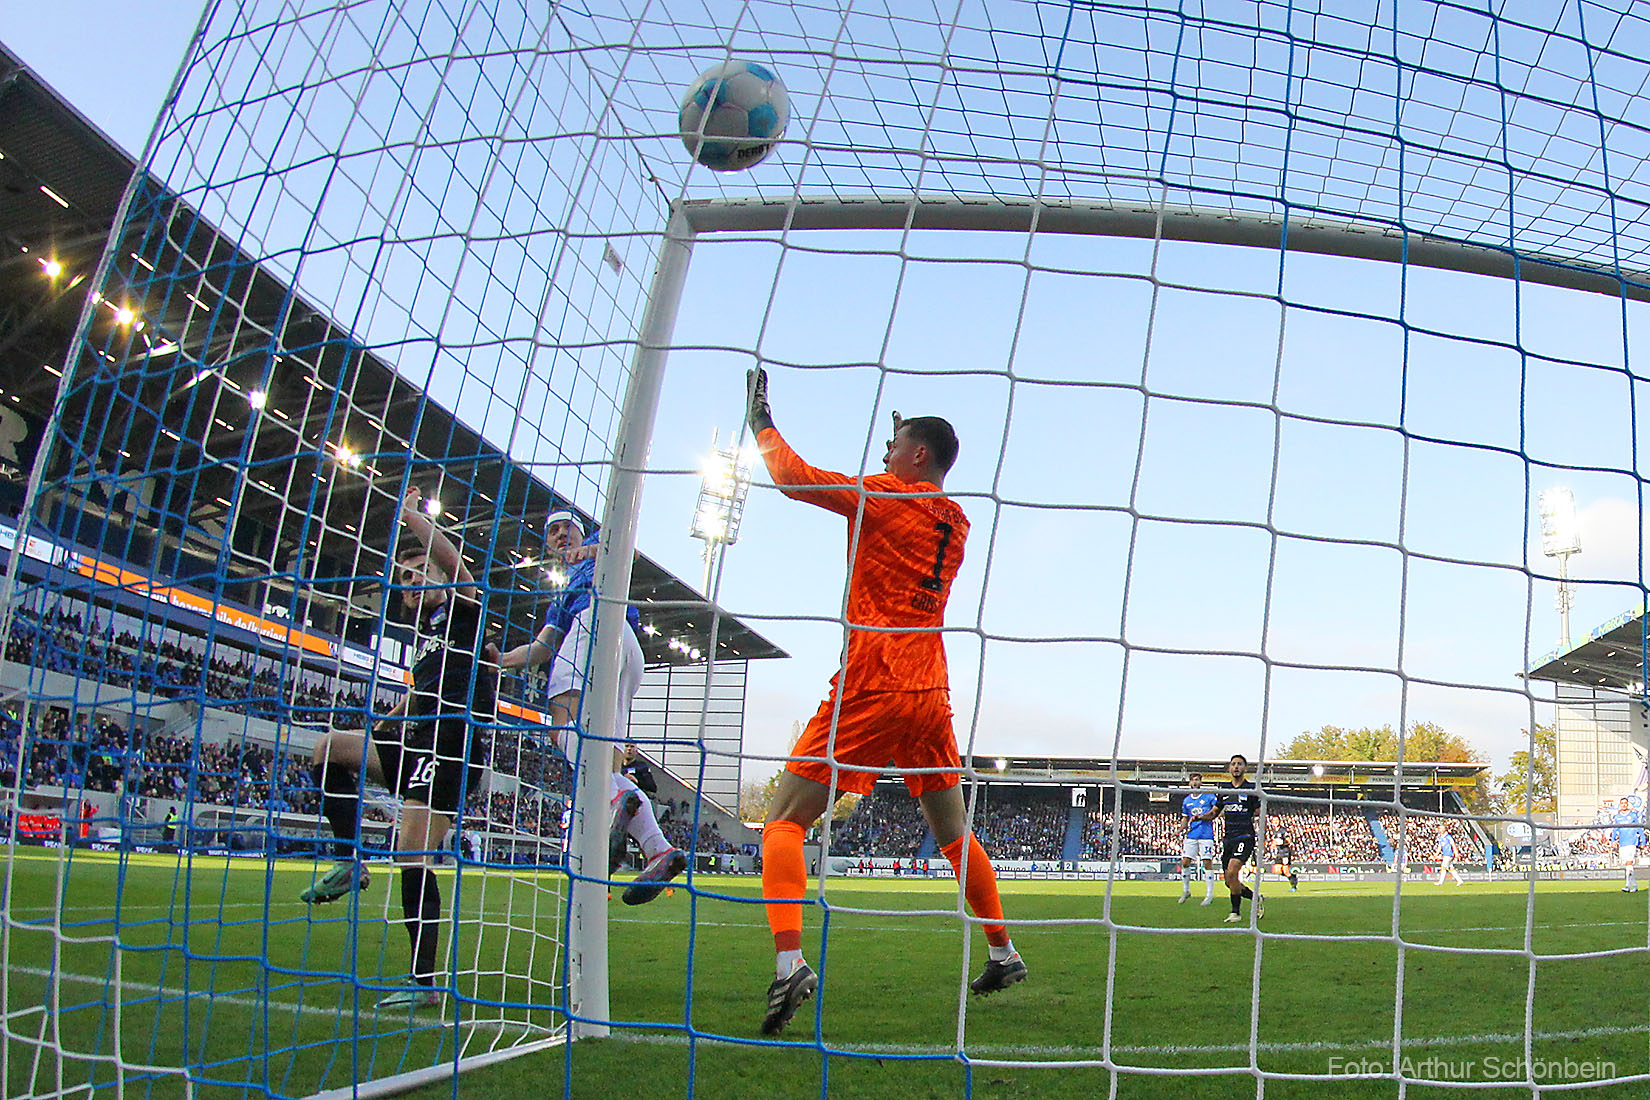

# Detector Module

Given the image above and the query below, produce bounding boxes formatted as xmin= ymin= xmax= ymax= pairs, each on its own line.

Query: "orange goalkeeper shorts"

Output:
xmin=786 ymin=687 xmax=962 ymax=796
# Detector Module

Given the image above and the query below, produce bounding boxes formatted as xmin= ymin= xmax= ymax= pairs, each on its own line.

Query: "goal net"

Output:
xmin=6 ymin=0 xmax=1650 ymax=1097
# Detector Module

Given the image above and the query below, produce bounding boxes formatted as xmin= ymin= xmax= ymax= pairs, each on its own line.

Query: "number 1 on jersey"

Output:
xmin=919 ymin=521 xmax=954 ymax=592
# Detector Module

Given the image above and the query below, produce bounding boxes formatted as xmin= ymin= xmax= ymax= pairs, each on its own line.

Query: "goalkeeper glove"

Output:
xmin=747 ymin=368 xmax=775 ymax=434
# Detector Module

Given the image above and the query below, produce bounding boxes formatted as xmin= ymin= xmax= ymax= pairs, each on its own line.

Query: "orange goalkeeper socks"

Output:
xmin=763 ymin=819 xmax=807 ymax=953
xmin=941 ymin=833 xmax=1011 ymax=948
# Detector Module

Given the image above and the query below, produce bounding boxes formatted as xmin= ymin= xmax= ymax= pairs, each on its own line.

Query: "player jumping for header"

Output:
xmin=1179 ymin=773 xmax=1218 ymax=905
xmin=496 ymin=509 xmax=684 ymax=904
xmin=303 ymin=485 xmax=495 ymax=1009
xmin=1219 ymin=754 xmax=1263 ymax=924
xmin=745 ymin=368 xmax=1024 ymax=1037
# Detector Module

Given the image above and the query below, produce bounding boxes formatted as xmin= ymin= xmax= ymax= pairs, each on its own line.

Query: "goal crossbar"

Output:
xmin=677 ymin=195 xmax=1650 ymax=303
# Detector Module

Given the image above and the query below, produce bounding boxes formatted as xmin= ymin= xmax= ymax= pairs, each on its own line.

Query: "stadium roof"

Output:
xmin=1525 ymin=605 xmax=1649 ymax=695
xmin=0 ymin=41 xmax=784 ymax=666
xmin=957 ymin=755 xmax=1490 ymax=790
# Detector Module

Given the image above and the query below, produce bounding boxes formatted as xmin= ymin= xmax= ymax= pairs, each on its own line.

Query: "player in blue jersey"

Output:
xmin=497 ymin=510 xmax=685 ymax=903
xmin=1434 ymin=824 xmax=1464 ymax=886
xmin=1218 ymin=754 xmax=1263 ymax=923
xmin=1613 ymin=797 xmax=1643 ymax=893
xmin=1178 ymin=774 xmax=1218 ymax=905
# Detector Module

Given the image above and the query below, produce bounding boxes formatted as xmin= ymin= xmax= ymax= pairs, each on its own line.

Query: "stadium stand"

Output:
xmin=1377 ymin=813 xmax=1483 ymax=862
xmin=0 ymin=601 xmax=645 ymax=849
xmin=973 ymin=787 xmax=1068 ymax=859
xmin=6 ymin=598 xmax=1500 ymax=872
xmin=1266 ymin=803 xmax=1383 ymax=862
xmin=828 ymin=790 xmax=931 ymax=857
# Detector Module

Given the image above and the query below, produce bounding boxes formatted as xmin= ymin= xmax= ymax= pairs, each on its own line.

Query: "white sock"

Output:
xmin=776 ymin=949 xmax=805 ymax=978
xmin=1179 ymin=866 xmax=1190 ymax=891
xmin=1204 ymin=868 xmax=1215 ymax=897
xmin=989 ymin=941 xmax=1017 ymax=962
xmin=611 ymin=772 xmax=671 ymax=859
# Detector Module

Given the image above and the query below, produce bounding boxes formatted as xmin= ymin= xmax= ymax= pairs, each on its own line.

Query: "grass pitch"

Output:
xmin=7 ymin=851 xmax=1650 ymax=1099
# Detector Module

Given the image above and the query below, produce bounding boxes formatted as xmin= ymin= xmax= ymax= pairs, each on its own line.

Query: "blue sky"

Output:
xmin=8 ymin=2 xmax=1648 ymax=779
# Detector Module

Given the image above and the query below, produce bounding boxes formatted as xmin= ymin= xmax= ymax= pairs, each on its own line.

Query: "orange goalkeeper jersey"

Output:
xmin=757 ymin=426 xmax=969 ymax=694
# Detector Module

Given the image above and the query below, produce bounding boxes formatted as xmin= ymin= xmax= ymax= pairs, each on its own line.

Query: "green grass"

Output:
xmin=8 ymin=852 xmax=1650 ymax=1099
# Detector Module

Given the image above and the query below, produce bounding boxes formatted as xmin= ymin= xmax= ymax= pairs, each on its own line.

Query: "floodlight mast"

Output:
xmin=689 ymin=429 xmax=755 ymax=593
xmin=1538 ymin=487 xmax=1582 ymax=650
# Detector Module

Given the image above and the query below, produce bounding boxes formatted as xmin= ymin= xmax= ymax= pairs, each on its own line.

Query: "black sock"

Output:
xmin=312 ymin=762 xmax=359 ymax=860
xmin=1239 ymin=885 xmax=1253 ymax=900
xmin=400 ymin=865 xmax=442 ymax=986
xmin=1230 ymin=894 xmax=1241 ymax=914
xmin=1289 ymin=873 xmax=1298 ymax=888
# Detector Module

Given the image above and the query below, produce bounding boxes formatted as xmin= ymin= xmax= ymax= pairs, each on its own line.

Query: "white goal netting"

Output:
xmin=6 ymin=1 xmax=1650 ymax=1097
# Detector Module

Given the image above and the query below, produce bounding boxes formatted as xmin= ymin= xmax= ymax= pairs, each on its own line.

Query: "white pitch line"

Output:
xmin=7 ymin=966 xmax=544 ymax=1035
xmin=612 ymin=1021 xmax=1650 ymax=1059
xmin=8 ymin=966 xmax=358 ymax=1022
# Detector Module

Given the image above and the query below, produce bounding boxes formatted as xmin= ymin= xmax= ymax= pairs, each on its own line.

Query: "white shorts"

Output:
xmin=1622 ymin=845 xmax=1638 ymax=865
xmin=1182 ymin=837 xmax=1217 ymax=861
xmin=546 ymin=607 xmax=644 ymax=738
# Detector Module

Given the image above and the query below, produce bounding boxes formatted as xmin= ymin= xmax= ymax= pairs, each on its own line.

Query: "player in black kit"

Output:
xmin=1219 ymin=754 xmax=1264 ymax=923
xmin=302 ymin=485 xmax=496 ymax=1009
xmin=1274 ymin=837 xmax=1298 ymax=892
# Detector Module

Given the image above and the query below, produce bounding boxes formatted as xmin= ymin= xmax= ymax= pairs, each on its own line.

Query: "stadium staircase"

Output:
xmin=1365 ymin=810 xmax=1395 ymax=862
xmin=1062 ymin=804 xmax=1085 ymax=861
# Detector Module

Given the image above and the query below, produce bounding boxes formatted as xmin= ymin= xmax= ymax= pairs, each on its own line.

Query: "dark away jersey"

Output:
xmin=1220 ymin=780 xmax=1258 ymax=839
xmin=410 ymin=593 xmax=495 ymax=720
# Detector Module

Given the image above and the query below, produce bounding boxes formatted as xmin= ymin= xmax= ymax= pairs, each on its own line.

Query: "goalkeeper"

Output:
xmin=303 ymin=485 xmax=495 ymax=1010
xmin=745 ymin=368 xmax=1025 ymax=1037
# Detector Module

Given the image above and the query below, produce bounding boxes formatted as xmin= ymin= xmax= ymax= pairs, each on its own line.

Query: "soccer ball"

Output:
xmin=678 ymin=61 xmax=789 ymax=172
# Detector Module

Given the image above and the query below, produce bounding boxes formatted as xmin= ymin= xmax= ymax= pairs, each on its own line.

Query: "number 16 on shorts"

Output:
xmin=409 ymin=755 xmax=438 ymax=788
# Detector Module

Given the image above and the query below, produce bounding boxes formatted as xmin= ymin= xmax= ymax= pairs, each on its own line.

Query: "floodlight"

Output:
xmin=1537 ymin=486 xmax=1583 ymax=649
xmin=689 ymin=429 xmax=757 ymax=591
xmin=1538 ymin=487 xmax=1581 ymax=557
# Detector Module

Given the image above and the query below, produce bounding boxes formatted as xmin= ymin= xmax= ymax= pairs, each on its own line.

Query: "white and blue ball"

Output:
xmin=678 ymin=60 xmax=789 ymax=172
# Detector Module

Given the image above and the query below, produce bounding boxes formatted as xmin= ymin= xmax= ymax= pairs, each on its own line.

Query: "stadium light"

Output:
xmin=689 ymin=429 xmax=755 ymax=593
xmin=247 ymin=389 xmax=268 ymax=409
xmin=1312 ymin=764 xmax=1325 ymax=777
xmin=40 ymin=257 xmax=62 ymax=278
xmin=113 ymin=305 xmax=136 ymax=326
xmin=422 ymin=497 xmax=443 ymax=517
xmin=1538 ymin=487 xmax=1582 ymax=650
